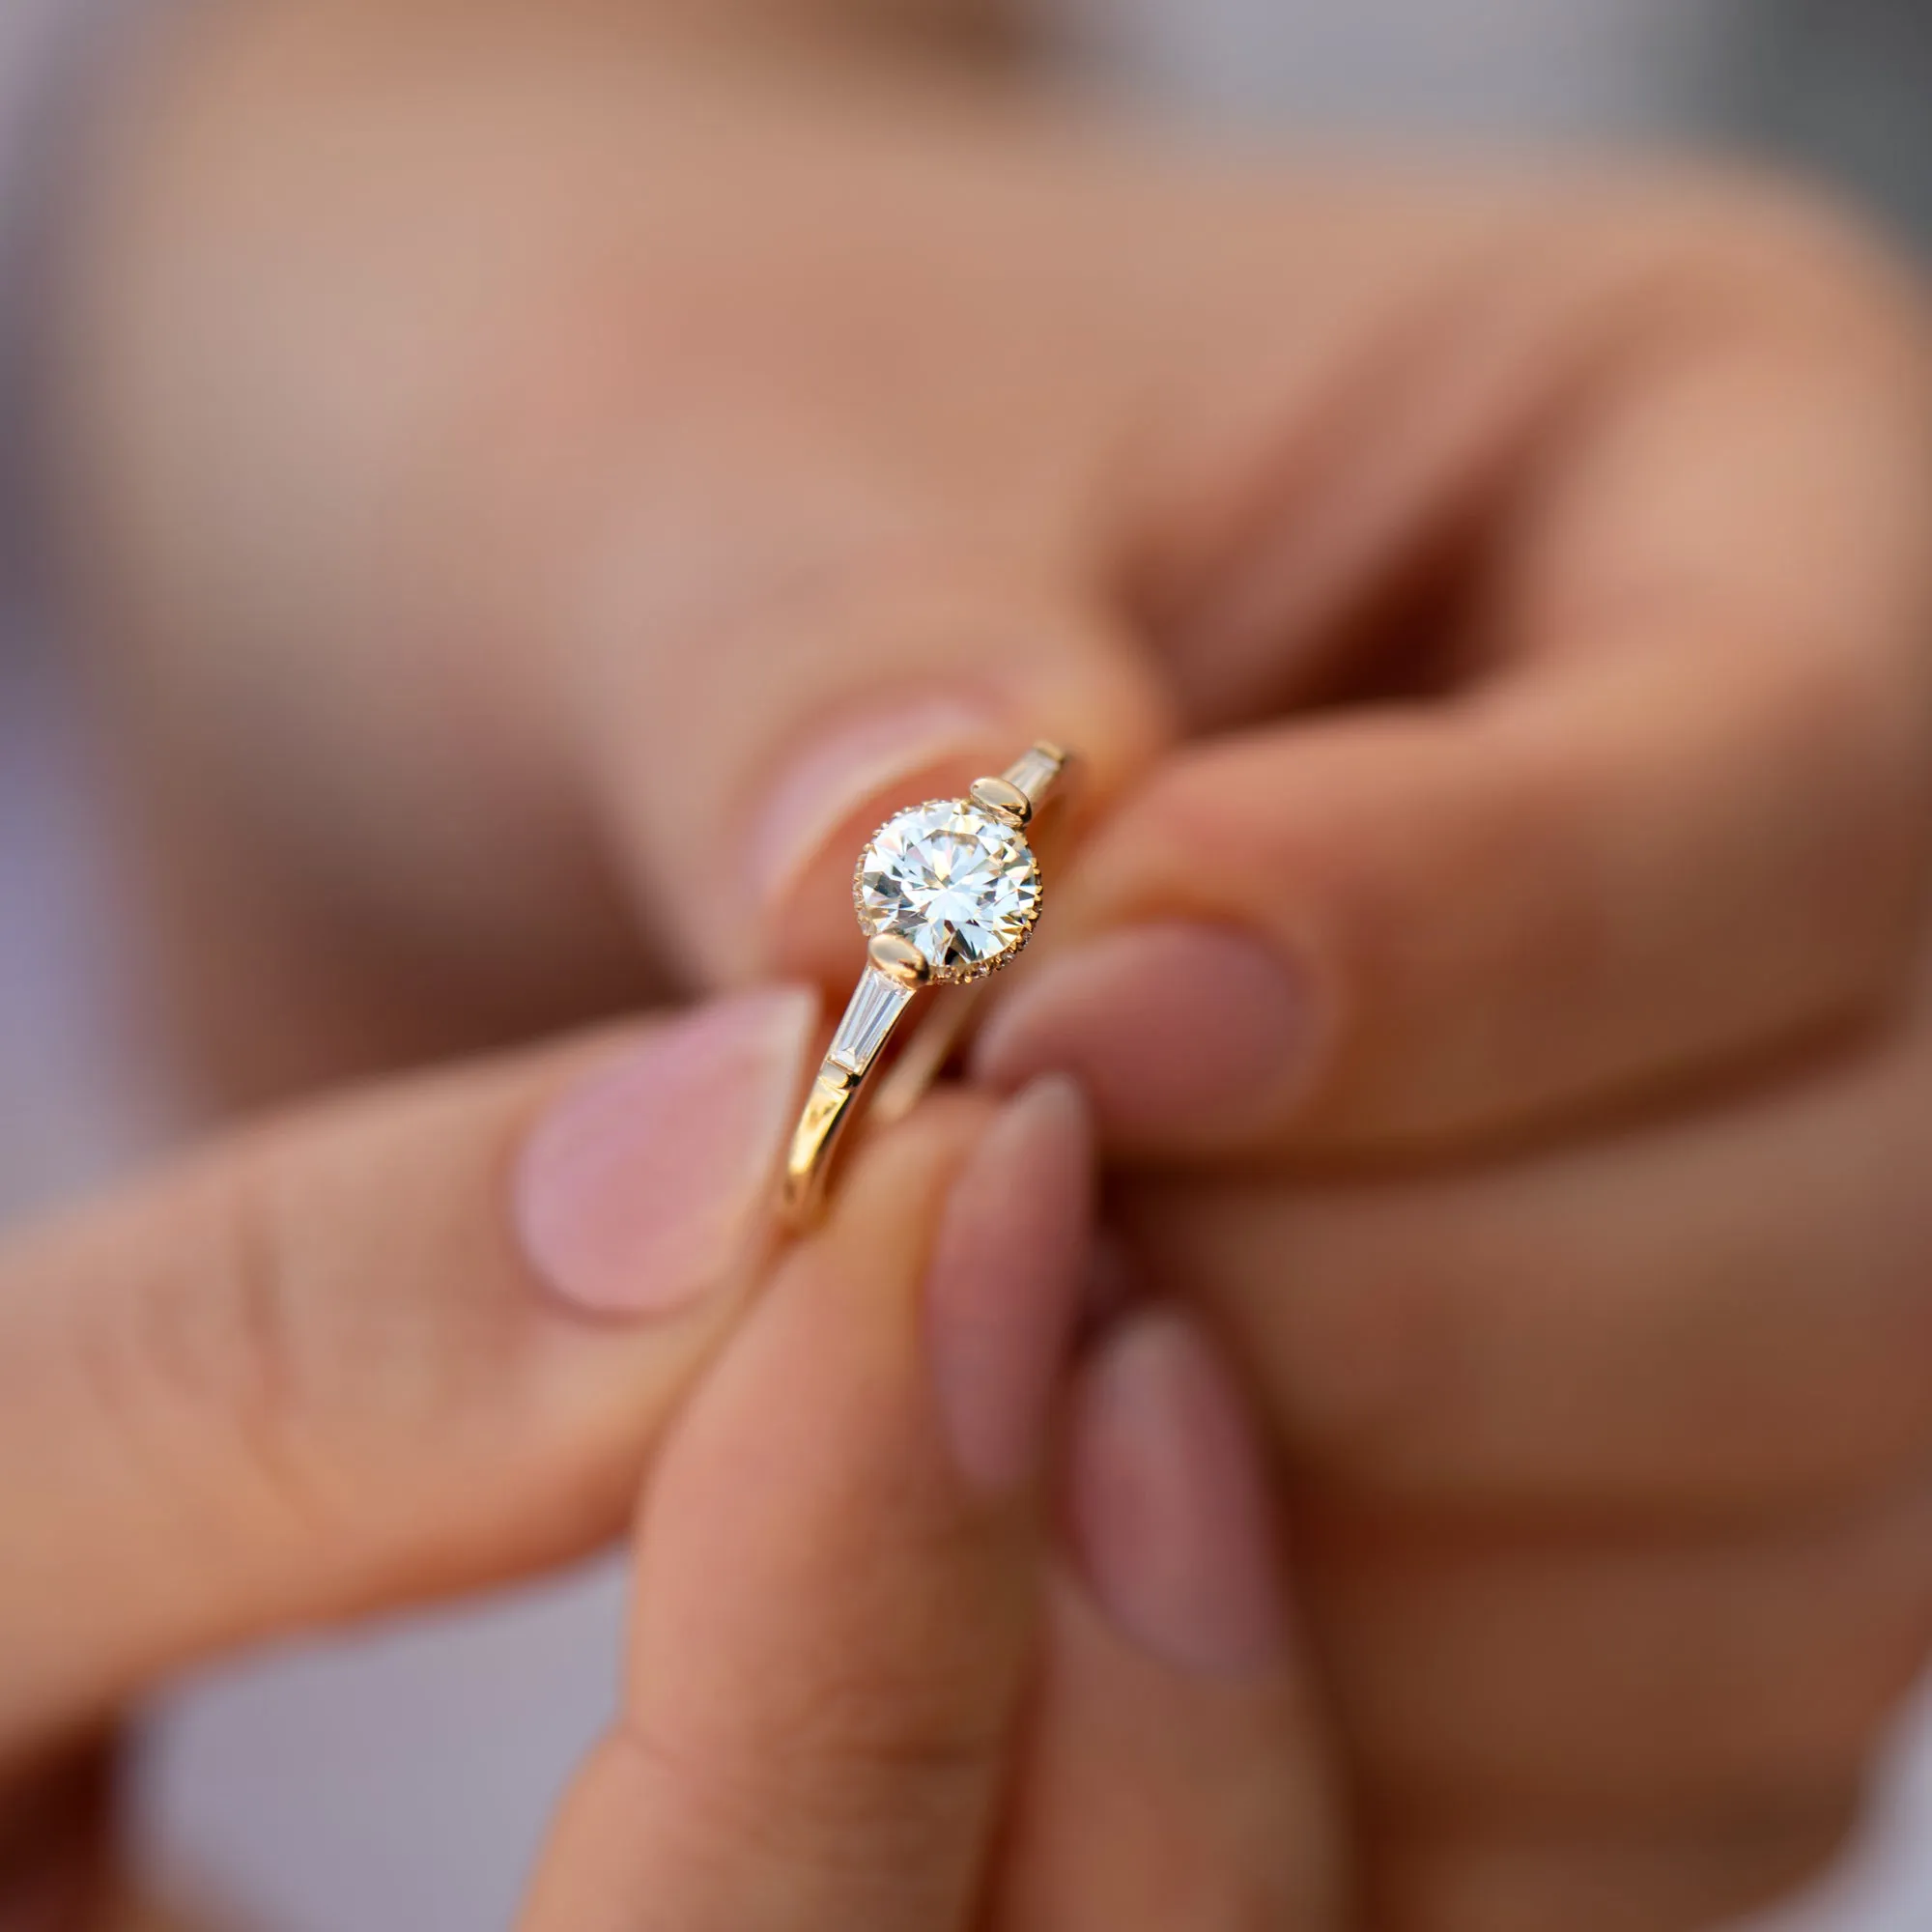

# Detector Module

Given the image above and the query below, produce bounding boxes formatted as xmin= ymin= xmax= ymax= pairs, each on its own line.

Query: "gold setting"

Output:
xmin=866 ymin=932 xmax=933 ymax=987
xmin=781 ymin=741 xmax=1070 ymax=1226
xmin=968 ymin=775 xmax=1033 ymax=825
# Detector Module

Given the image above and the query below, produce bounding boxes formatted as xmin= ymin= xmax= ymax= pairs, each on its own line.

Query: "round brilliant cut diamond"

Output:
xmin=856 ymin=799 xmax=1040 ymax=981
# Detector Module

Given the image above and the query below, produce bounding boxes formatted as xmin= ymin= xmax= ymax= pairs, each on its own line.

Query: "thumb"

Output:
xmin=522 ymin=1078 xmax=1095 ymax=1932
xmin=0 ymin=989 xmax=816 ymax=1766
xmin=572 ymin=546 xmax=1174 ymax=990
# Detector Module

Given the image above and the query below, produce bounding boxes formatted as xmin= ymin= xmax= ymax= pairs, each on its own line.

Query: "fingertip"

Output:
xmin=514 ymin=987 xmax=818 ymax=1318
xmin=974 ymin=923 xmax=1320 ymax=1153
xmin=1065 ymin=1306 xmax=1291 ymax=1679
xmin=926 ymin=1073 xmax=1096 ymax=1496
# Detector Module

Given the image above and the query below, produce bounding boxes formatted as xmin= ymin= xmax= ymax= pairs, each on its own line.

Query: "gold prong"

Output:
xmin=867 ymin=932 xmax=931 ymax=986
xmin=969 ymin=775 xmax=1032 ymax=825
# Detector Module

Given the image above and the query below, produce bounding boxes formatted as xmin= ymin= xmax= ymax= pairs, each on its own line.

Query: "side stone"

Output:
xmin=828 ymin=966 xmax=915 ymax=1073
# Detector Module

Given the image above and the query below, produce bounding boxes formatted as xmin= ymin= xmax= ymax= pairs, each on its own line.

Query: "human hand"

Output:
xmin=1 ymin=993 xmax=817 ymax=1920
xmin=526 ymin=1075 xmax=1334 ymax=1932
xmin=1 ymin=992 xmax=1332 ymax=1927
xmin=51 ymin=6 xmax=1932 ymax=1927
xmin=955 ymin=139 xmax=1932 ymax=1932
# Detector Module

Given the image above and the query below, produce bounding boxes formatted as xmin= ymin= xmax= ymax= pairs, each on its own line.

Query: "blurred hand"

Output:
xmin=0 ymin=993 xmax=1334 ymax=1928
xmin=47 ymin=4 xmax=1932 ymax=1928
xmin=1 ymin=998 xmax=798 ymax=1924
xmin=526 ymin=1071 xmax=1335 ymax=1932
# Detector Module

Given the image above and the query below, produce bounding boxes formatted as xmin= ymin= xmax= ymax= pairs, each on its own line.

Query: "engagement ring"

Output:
xmin=781 ymin=741 xmax=1070 ymax=1225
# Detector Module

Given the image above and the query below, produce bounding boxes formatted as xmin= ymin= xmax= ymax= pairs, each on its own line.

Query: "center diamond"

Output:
xmin=855 ymin=799 xmax=1041 ymax=981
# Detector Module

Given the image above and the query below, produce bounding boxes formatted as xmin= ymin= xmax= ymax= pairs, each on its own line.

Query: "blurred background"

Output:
xmin=5 ymin=1 xmax=1932 ymax=1926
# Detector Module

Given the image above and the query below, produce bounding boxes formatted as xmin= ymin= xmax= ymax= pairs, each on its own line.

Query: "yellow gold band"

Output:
xmin=780 ymin=741 xmax=1069 ymax=1227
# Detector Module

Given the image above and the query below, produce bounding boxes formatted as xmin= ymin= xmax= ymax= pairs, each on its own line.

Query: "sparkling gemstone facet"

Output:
xmin=856 ymin=799 xmax=1041 ymax=981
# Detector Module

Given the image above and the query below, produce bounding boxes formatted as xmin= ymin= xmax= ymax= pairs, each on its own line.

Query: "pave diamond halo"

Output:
xmin=854 ymin=798 xmax=1042 ymax=983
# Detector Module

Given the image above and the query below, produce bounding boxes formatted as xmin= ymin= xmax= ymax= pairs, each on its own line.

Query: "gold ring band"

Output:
xmin=780 ymin=741 xmax=1071 ymax=1227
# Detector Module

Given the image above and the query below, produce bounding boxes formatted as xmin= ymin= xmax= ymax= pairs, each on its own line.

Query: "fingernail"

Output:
xmin=1078 ymin=1225 xmax=1143 ymax=1338
xmin=747 ymin=696 xmax=1009 ymax=913
xmin=516 ymin=988 xmax=815 ymax=1317
xmin=974 ymin=923 xmax=1318 ymax=1147
xmin=1066 ymin=1308 xmax=1288 ymax=1677
xmin=926 ymin=1075 xmax=1095 ymax=1496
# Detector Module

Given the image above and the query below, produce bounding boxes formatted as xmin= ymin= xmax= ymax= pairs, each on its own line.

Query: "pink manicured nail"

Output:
xmin=973 ymin=923 xmax=1317 ymax=1148
xmin=748 ymin=696 xmax=1009 ymax=913
xmin=1066 ymin=1309 xmax=1288 ymax=1677
xmin=516 ymin=989 xmax=815 ymax=1317
xmin=926 ymin=1076 xmax=1095 ymax=1496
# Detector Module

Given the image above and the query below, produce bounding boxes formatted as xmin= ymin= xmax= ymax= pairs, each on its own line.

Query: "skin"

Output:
xmin=21 ymin=0 xmax=1932 ymax=1926
xmin=0 ymin=1026 xmax=1334 ymax=1927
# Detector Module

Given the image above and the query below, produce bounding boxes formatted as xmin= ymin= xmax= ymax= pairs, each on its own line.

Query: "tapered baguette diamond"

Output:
xmin=856 ymin=800 xmax=1041 ymax=982
xmin=828 ymin=966 xmax=915 ymax=1073
xmin=1002 ymin=743 xmax=1065 ymax=805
